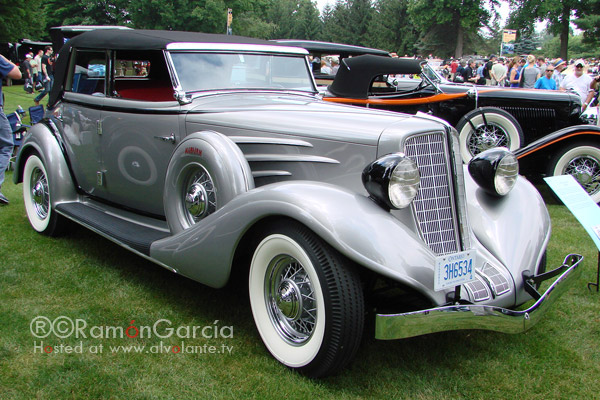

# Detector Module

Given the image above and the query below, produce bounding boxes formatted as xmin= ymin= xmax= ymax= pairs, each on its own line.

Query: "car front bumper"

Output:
xmin=375 ymin=254 xmax=583 ymax=340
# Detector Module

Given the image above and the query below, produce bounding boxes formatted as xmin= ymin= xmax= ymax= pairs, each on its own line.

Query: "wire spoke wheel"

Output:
xmin=182 ymin=165 xmax=217 ymax=226
xmin=466 ymin=122 xmax=511 ymax=156
xmin=29 ymin=166 xmax=50 ymax=220
xmin=265 ymin=255 xmax=317 ymax=345
xmin=549 ymin=142 xmax=600 ymax=203
xmin=563 ymin=155 xmax=600 ymax=196
xmin=457 ymin=107 xmax=523 ymax=163
xmin=22 ymin=154 xmax=66 ymax=235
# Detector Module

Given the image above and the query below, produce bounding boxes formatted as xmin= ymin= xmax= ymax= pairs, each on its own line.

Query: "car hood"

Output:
xmin=184 ymin=92 xmax=441 ymax=145
xmin=439 ymin=82 xmax=580 ymax=103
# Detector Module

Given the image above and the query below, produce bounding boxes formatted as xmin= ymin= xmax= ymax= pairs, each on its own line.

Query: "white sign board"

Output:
xmin=544 ymin=175 xmax=600 ymax=251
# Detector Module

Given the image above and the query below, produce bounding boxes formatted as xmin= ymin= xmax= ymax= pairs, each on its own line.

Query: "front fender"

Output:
xmin=515 ymin=124 xmax=600 ymax=160
xmin=465 ymin=166 xmax=550 ymax=304
xmin=13 ymin=121 xmax=77 ymax=205
xmin=150 ymin=181 xmax=444 ymax=303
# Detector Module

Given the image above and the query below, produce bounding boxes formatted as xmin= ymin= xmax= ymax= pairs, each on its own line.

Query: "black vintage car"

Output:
xmin=324 ymin=55 xmax=583 ymax=163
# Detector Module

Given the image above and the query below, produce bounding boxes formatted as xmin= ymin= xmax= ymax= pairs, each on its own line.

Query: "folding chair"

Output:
xmin=28 ymin=104 xmax=45 ymax=124
xmin=6 ymin=112 xmax=30 ymax=171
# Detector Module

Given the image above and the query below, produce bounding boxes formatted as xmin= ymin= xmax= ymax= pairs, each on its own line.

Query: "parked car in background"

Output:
xmin=271 ymin=39 xmax=390 ymax=84
xmin=14 ymin=29 xmax=582 ymax=377
xmin=324 ymin=55 xmax=583 ymax=163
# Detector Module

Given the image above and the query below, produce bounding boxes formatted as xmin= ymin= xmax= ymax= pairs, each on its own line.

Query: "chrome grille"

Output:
xmin=465 ymin=278 xmax=490 ymax=302
xmin=404 ymin=132 xmax=460 ymax=255
xmin=481 ymin=263 xmax=510 ymax=296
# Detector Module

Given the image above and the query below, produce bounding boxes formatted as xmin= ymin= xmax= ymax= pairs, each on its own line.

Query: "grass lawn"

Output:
xmin=1 ymin=85 xmax=599 ymax=399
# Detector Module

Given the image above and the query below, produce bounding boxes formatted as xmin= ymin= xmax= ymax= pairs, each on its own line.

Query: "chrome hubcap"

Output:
xmin=182 ymin=166 xmax=216 ymax=225
xmin=266 ymin=255 xmax=316 ymax=345
xmin=564 ymin=155 xmax=600 ymax=195
xmin=276 ymin=279 xmax=302 ymax=320
xmin=468 ymin=123 xmax=510 ymax=156
xmin=185 ymin=183 xmax=208 ymax=218
xmin=29 ymin=167 xmax=49 ymax=219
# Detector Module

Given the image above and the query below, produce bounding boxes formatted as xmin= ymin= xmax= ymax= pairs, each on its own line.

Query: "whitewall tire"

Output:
xmin=457 ymin=107 xmax=523 ymax=163
xmin=248 ymin=220 xmax=364 ymax=378
xmin=548 ymin=142 xmax=600 ymax=203
xmin=22 ymin=154 xmax=66 ymax=236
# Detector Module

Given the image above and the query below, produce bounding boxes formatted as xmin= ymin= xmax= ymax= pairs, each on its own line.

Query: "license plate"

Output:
xmin=434 ymin=251 xmax=476 ymax=291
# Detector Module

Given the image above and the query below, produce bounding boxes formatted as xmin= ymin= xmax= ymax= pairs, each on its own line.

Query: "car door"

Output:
xmin=60 ymin=49 xmax=108 ymax=196
xmin=99 ymin=50 xmax=181 ymax=217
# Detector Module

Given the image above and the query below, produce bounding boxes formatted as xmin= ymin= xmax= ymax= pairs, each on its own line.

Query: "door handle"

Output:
xmin=154 ymin=134 xmax=176 ymax=144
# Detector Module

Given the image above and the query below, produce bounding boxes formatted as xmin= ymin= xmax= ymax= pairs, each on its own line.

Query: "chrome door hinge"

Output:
xmin=97 ymin=120 xmax=102 ymax=135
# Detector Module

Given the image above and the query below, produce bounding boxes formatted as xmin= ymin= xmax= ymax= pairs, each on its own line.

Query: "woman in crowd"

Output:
xmin=508 ymin=56 xmax=522 ymax=88
xmin=521 ymin=54 xmax=540 ymax=88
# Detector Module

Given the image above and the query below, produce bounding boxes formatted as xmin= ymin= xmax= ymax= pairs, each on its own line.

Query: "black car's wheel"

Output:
xmin=548 ymin=141 xmax=600 ymax=203
xmin=22 ymin=154 xmax=66 ymax=236
xmin=248 ymin=220 xmax=364 ymax=378
xmin=456 ymin=107 xmax=523 ymax=163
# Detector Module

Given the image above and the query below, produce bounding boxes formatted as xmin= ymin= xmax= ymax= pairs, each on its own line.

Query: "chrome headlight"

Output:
xmin=468 ymin=148 xmax=519 ymax=196
xmin=362 ymin=153 xmax=420 ymax=209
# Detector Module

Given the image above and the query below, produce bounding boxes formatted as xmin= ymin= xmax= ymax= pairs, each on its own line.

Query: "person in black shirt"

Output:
xmin=461 ymin=59 xmax=478 ymax=84
xmin=34 ymin=46 xmax=54 ymax=105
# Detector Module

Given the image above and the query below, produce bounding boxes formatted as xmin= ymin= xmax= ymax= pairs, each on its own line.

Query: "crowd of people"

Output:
xmin=442 ymin=55 xmax=600 ymax=111
xmin=18 ymin=45 xmax=55 ymax=106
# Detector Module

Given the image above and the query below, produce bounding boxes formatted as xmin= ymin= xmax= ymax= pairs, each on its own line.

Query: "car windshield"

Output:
xmin=170 ymin=52 xmax=316 ymax=93
xmin=421 ymin=63 xmax=445 ymax=83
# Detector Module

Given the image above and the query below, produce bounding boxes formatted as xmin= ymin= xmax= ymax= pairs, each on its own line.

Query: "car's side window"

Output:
xmin=113 ymin=50 xmax=174 ymax=102
xmin=65 ymin=50 xmax=107 ymax=96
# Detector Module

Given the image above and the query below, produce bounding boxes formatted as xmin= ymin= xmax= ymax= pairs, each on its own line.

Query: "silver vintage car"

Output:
xmin=14 ymin=29 xmax=582 ymax=378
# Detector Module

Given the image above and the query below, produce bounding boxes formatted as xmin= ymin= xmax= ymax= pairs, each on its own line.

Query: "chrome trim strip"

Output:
xmin=375 ymin=254 xmax=583 ymax=340
xmin=252 ymin=170 xmax=293 ymax=178
xmin=448 ymin=129 xmax=471 ymax=251
xmin=245 ymin=154 xmax=340 ymax=164
xmin=231 ymin=136 xmax=313 ymax=147
xmin=187 ymin=89 xmax=318 ymax=100
xmin=166 ymin=43 xmax=308 ymax=55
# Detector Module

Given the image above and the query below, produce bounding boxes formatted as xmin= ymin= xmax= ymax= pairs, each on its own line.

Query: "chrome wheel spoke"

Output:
xmin=565 ymin=156 xmax=600 ymax=195
xmin=266 ymin=256 xmax=317 ymax=345
xmin=468 ymin=123 xmax=510 ymax=155
xmin=182 ymin=166 xmax=217 ymax=225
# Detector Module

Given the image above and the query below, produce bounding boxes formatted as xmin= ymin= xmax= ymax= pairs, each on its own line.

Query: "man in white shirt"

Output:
xmin=560 ymin=59 xmax=593 ymax=111
xmin=491 ymin=58 xmax=507 ymax=86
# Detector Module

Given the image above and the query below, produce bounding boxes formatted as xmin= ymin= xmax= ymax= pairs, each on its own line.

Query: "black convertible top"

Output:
xmin=49 ymin=29 xmax=298 ymax=106
xmin=62 ymin=29 xmax=279 ymax=51
xmin=328 ymin=55 xmax=423 ymax=99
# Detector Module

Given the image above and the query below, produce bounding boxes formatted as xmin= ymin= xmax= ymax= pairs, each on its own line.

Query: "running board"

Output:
xmin=56 ymin=202 xmax=170 ymax=256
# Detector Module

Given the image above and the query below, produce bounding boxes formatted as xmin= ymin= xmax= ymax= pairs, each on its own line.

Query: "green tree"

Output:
xmin=575 ymin=0 xmax=600 ymax=52
xmin=408 ymin=0 xmax=499 ymax=58
xmin=265 ymin=0 xmax=321 ymax=40
xmin=348 ymin=0 xmax=373 ymax=46
xmin=365 ymin=0 xmax=417 ymax=55
xmin=0 ymin=0 xmax=46 ymax=42
xmin=508 ymin=0 xmax=586 ymax=60
xmin=43 ymin=0 xmax=130 ymax=34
